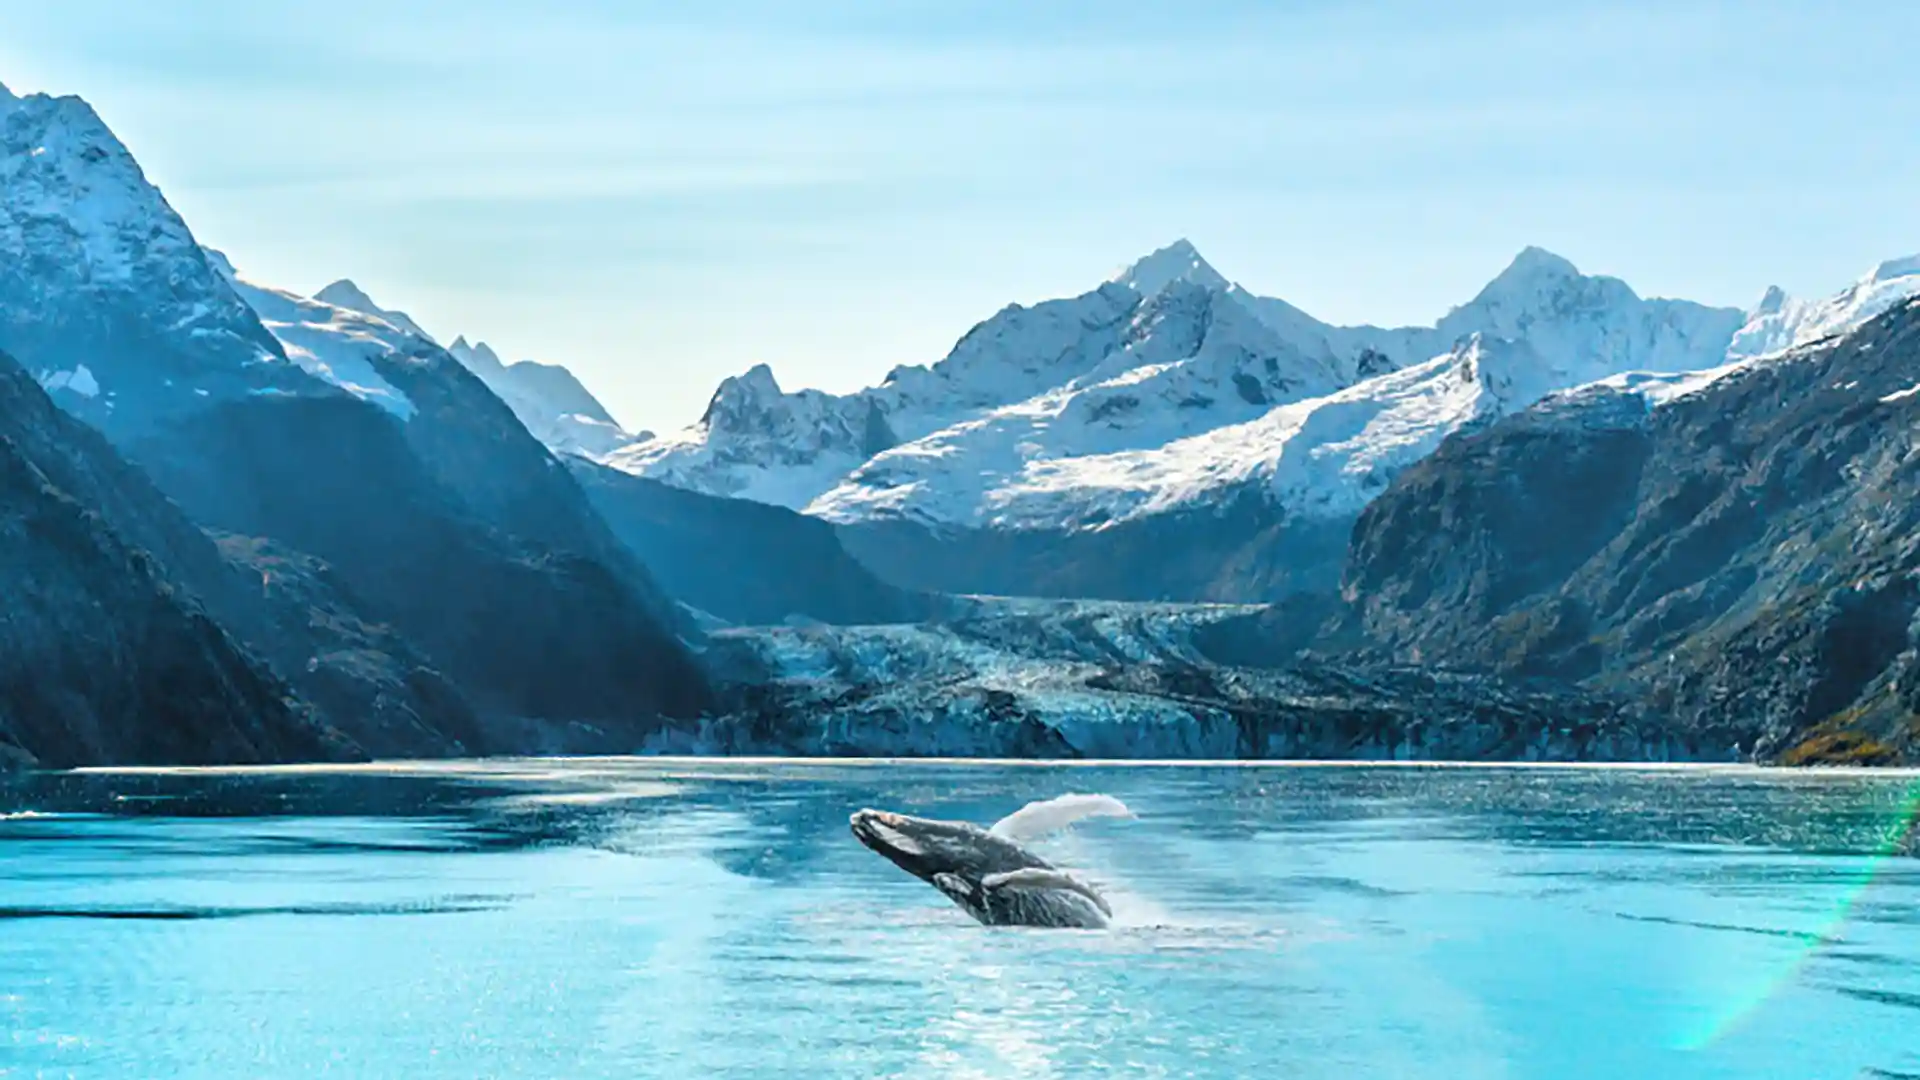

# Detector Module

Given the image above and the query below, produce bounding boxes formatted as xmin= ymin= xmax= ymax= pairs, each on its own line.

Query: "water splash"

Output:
xmin=993 ymin=794 xmax=1188 ymax=932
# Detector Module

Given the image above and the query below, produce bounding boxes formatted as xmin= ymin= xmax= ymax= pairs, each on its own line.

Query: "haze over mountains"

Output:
xmin=4 ymin=77 xmax=1919 ymax=768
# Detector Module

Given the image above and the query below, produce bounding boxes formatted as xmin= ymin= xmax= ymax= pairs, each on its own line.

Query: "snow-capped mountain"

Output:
xmin=1232 ymin=247 xmax=1744 ymax=387
xmin=855 ymin=334 xmax=1547 ymax=532
xmin=314 ymin=278 xmax=435 ymax=342
xmin=1343 ymin=293 xmax=1920 ymax=764
xmin=1113 ymin=238 xmax=1229 ymax=295
xmin=809 ymin=280 xmax=1344 ymax=528
xmin=618 ymin=241 xmax=1747 ymax=537
xmin=1728 ymin=256 xmax=1920 ymax=360
xmin=604 ymin=279 xmax=1150 ymax=505
xmin=872 ymin=249 xmax=1756 ymax=533
xmin=445 ymin=336 xmax=644 ymax=456
xmin=253 ymin=263 xmax=645 ymax=457
xmin=208 ymin=254 xmax=421 ymax=420
xmin=0 ymin=82 xmax=321 ymax=435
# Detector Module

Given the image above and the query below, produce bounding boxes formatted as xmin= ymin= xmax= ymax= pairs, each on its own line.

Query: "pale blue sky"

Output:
xmin=4 ymin=0 xmax=1917 ymax=432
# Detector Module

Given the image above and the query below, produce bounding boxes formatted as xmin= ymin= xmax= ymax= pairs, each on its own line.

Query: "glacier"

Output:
xmin=655 ymin=597 xmax=1731 ymax=762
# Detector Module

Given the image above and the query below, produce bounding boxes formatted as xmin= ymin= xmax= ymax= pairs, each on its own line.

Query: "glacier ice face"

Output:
xmin=36 ymin=365 xmax=100 ymax=398
xmin=667 ymin=598 xmax=1709 ymax=762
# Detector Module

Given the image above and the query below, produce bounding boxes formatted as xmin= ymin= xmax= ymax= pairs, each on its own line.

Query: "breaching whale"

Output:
xmin=849 ymin=794 xmax=1132 ymax=929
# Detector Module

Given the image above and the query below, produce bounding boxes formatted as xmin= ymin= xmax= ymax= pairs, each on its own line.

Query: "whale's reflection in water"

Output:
xmin=1 ymin=760 xmax=1917 ymax=1078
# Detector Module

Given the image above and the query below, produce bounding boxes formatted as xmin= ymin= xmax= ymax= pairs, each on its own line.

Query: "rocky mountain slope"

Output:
xmin=0 ymin=347 xmax=353 ymax=768
xmin=0 ymin=82 xmax=712 ymax=754
xmin=0 ymin=332 xmax=489 ymax=759
xmin=241 ymin=267 xmax=905 ymax=633
xmin=147 ymin=269 xmax=712 ymax=730
xmin=1340 ymin=297 xmax=1920 ymax=764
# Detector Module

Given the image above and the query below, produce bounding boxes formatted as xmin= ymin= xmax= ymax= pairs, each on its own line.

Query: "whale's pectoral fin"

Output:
xmin=981 ymin=869 xmax=1113 ymax=917
xmin=931 ymin=872 xmax=977 ymax=902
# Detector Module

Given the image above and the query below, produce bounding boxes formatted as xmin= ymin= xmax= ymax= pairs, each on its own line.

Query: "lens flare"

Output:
xmin=1675 ymin=773 xmax=1920 ymax=1052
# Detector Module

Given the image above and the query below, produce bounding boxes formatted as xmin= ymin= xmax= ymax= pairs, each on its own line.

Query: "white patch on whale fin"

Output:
xmin=932 ymin=872 xmax=975 ymax=900
xmin=982 ymin=869 xmax=1113 ymax=917
xmin=988 ymin=794 xmax=1134 ymax=842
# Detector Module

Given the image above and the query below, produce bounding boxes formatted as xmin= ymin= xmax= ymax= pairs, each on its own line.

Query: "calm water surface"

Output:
xmin=1 ymin=761 xmax=1917 ymax=1079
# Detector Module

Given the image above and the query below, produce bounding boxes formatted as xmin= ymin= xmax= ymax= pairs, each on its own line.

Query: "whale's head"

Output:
xmin=849 ymin=808 xmax=1039 ymax=885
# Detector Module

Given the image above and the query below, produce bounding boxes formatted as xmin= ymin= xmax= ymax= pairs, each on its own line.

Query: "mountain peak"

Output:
xmin=0 ymin=85 xmax=310 ymax=433
xmin=499 ymin=359 xmax=621 ymax=427
xmin=315 ymin=278 xmax=378 ymax=312
xmin=1869 ymin=255 xmax=1920 ymax=283
xmin=736 ymin=362 xmax=782 ymax=396
xmin=448 ymin=337 xmax=504 ymax=375
xmin=699 ymin=363 xmax=791 ymax=430
xmin=1467 ymin=247 xmax=1590 ymax=310
xmin=1498 ymin=246 xmax=1581 ymax=282
xmin=313 ymin=278 xmax=432 ymax=342
xmin=703 ymin=363 xmax=785 ymax=413
xmin=1753 ymin=284 xmax=1789 ymax=316
xmin=1113 ymin=239 xmax=1229 ymax=296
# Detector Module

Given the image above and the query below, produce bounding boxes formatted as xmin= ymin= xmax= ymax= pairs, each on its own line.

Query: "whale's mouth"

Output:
xmin=850 ymin=809 xmax=935 ymax=879
xmin=850 ymin=810 xmax=921 ymax=852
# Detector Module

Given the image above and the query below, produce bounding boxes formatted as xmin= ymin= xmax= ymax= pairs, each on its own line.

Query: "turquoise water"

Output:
xmin=2 ymin=761 xmax=1917 ymax=1079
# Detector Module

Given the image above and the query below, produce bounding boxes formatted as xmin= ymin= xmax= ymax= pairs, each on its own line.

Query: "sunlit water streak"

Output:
xmin=1673 ymin=773 xmax=1920 ymax=1052
xmin=0 ymin=761 xmax=1916 ymax=1078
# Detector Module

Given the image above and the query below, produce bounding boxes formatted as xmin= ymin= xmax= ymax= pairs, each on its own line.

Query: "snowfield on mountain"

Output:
xmin=606 ymin=241 xmax=1913 ymax=530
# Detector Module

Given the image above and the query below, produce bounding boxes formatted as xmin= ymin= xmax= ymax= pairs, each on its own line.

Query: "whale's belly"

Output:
xmin=974 ymin=886 xmax=1111 ymax=930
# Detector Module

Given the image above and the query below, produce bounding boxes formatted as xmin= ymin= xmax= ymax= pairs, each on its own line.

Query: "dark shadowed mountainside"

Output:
xmin=132 ymin=393 xmax=712 ymax=733
xmin=0 ymin=350 xmax=352 ymax=767
xmin=834 ymin=492 xmax=1350 ymax=604
xmin=568 ymin=457 xmax=928 ymax=626
xmin=1341 ymin=299 xmax=1920 ymax=764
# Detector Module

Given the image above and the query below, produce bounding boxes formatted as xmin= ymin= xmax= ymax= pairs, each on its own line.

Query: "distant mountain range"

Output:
xmin=603 ymin=236 xmax=1920 ymax=603
xmin=4 ymin=75 xmax=1918 ymax=768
